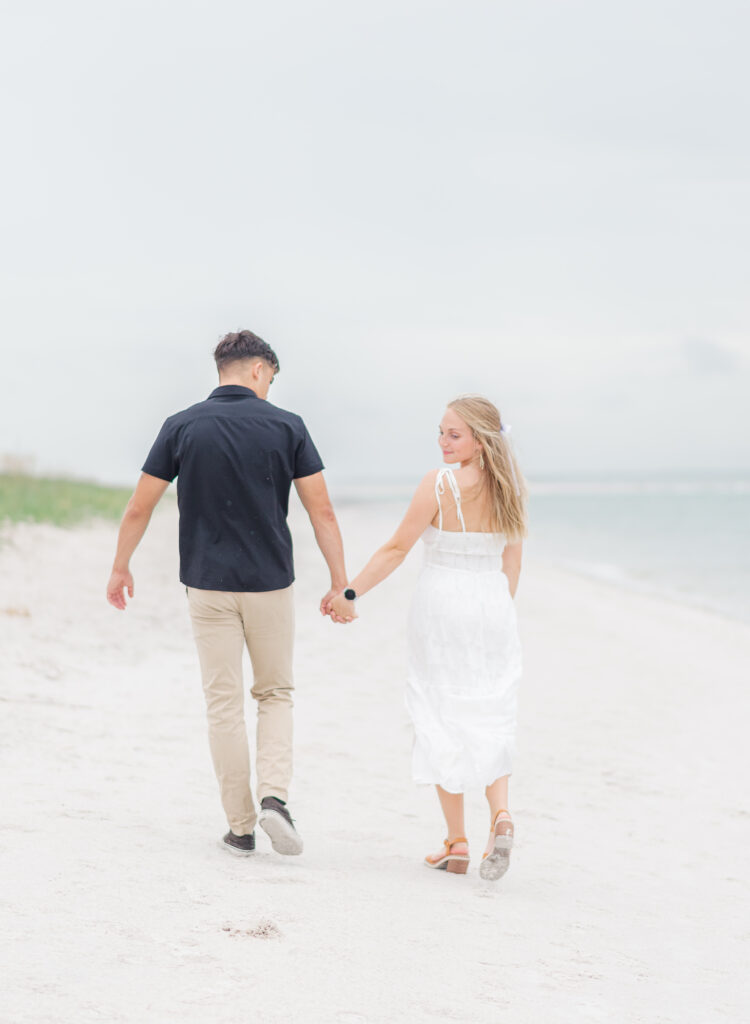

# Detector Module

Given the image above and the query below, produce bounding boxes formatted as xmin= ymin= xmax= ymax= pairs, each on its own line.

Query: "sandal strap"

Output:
xmin=445 ymin=836 xmax=469 ymax=849
xmin=491 ymin=809 xmax=512 ymax=827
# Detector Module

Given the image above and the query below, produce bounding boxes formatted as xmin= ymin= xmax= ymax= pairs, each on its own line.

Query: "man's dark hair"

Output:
xmin=214 ymin=330 xmax=280 ymax=374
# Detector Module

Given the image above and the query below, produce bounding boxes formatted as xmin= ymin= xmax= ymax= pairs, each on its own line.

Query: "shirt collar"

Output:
xmin=208 ymin=385 xmax=259 ymax=399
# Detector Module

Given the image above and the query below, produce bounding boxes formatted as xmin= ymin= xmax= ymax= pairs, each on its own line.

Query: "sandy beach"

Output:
xmin=1 ymin=497 xmax=748 ymax=1024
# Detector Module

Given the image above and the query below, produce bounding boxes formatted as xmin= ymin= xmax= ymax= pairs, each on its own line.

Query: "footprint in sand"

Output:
xmin=222 ymin=919 xmax=282 ymax=940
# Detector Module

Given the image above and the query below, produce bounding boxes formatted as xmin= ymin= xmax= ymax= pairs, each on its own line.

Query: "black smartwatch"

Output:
xmin=344 ymin=588 xmax=357 ymax=601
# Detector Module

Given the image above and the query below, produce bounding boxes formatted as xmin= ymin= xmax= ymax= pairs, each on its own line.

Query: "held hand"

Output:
xmin=319 ymin=586 xmax=344 ymax=616
xmin=107 ymin=568 xmax=134 ymax=611
xmin=329 ymin=591 xmax=358 ymax=623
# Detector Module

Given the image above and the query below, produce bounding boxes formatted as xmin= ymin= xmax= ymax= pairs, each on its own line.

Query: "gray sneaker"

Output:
xmin=222 ymin=831 xmax=256 ymax=856
xmin=259 ymin=797 xmax=303 ymax=855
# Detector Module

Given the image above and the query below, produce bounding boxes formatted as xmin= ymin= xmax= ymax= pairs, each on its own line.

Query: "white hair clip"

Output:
xmin=499 ymin=424 xmax=521 ymax=496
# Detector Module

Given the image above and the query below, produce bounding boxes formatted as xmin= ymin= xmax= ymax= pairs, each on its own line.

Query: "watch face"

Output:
xmin=344 ymin=588 xmax=356 ymax=601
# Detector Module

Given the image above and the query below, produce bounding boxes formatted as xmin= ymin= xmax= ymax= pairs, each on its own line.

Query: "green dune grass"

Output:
xmin=0 ymin=473 xmax=133 ymax=526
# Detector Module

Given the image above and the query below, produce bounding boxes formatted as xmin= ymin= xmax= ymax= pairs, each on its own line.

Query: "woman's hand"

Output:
xmin=329 ymin=591 xmax=358 ymax=623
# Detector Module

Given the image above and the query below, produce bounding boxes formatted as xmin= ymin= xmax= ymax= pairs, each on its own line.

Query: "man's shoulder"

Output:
xmin=161 ymin=396 xmax=226 ymax=426
xmin=262 ymin=400 xmax=307 ymax=430
xmin=160 ymin=396 xmax=308 ymax=435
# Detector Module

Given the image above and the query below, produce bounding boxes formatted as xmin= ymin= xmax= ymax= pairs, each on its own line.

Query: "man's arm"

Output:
xmin=106 ymin=473 xmax=170 ymax=610
xmin=293 ymin=472 xmax=348 ymax=615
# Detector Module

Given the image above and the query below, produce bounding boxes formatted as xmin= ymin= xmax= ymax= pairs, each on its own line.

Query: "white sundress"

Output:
xmin=405 ymin=467 xmax=522 ymax=793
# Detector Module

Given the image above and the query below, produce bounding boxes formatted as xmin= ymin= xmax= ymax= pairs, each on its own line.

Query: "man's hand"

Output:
xmin=329 ymin=591 xmax=357 ymax=623
xmin=106 ymin=473 xmax=169 ymax=612
xmin=107 ymin=568 xmax=134 ymax=610
xmin=319 ymin=586 xmax=345 ymax=616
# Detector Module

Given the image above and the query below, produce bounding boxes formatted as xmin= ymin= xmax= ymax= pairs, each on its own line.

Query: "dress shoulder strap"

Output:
xmin=435 ymin=467 xmax=467 ymax=532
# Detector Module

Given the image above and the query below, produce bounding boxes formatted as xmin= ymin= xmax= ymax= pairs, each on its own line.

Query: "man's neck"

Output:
xmin=219 ymin=378 xmax=254 ymax=389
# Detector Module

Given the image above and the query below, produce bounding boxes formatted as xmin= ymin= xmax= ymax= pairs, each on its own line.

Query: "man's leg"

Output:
xmin=239 ymin=586 xmax=295 ymax=803
xmin=187 ymin=587 xmax=257 ymax=836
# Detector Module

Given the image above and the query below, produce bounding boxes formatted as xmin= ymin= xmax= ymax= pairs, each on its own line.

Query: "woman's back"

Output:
xmin=430 ymin=465 xmax=497 ymax=534
xmin=422 ymin=467 xmax=506 ymax=574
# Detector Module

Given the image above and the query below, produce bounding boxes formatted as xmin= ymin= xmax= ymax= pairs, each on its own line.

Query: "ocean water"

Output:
xmin=331 ymin=477 xmax=750 ymax=624
xmin=526 ymin=478 xmax=750 ymax=624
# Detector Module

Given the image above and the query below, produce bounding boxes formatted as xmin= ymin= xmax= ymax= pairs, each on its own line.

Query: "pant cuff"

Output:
xmin=230 ymin=819 xmax=257 ymax=836
xmin=258 ymin=789 xmax=289 ymax=804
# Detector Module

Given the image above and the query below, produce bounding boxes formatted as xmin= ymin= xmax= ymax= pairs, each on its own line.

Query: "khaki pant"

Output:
xmin=187 ymin=585 xmax=295 ymax=835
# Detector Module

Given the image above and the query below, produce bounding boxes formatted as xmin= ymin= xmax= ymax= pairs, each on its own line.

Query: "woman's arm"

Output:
xmin=329 ymin=471 xmax=438 ymax=620
xmin=502 ymin=541 xmax=523 ymax=598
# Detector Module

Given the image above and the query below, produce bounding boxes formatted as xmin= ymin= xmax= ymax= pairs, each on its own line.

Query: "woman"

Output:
xmin=330 ymin=394 xmax=528 ymax=881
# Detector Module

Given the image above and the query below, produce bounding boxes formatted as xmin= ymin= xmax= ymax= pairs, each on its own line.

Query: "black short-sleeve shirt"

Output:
xmin=142 ymin=385 xmax=324 ymax=592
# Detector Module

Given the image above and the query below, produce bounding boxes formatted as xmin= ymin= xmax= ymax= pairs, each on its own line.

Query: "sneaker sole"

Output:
xmin=259 ymin=809 xmax=303 ymax=855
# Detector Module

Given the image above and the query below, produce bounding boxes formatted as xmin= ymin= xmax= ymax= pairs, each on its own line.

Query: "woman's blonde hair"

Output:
xmin=447 ymin=394 xmax=528 ymax=542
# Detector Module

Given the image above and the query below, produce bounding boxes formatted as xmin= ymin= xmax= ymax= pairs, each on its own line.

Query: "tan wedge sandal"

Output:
xmin=424 ymin=836 xmax=470 ymax=874
xmin=479 ymin=809 xmax=514 ymax=881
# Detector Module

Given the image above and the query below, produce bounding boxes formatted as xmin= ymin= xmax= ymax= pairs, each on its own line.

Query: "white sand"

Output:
xmin=1 ymin=498 xmax=748 ymax=1024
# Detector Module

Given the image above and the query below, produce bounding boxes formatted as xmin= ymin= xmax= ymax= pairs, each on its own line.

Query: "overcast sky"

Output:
xmin=1 ymin=0 xmax=748 ymax=485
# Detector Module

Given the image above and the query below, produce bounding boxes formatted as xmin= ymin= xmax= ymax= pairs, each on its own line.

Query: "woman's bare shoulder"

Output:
xmin=451 ymin=464 xmax=480 ymax=485
xmin=417 ymin=468 xmax=443 ymax=489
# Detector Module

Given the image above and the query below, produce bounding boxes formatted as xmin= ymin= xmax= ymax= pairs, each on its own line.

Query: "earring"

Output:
xmin=479 ymin=451 xmax=485 ymax=470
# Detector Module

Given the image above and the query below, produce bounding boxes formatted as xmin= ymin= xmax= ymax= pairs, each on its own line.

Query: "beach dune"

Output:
xmin=1 ymin=499 xmax=748 ymax=1023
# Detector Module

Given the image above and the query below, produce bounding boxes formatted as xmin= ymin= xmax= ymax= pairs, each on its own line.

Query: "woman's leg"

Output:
xmin=485 ymin=775 xmax=510 ymax=822
xmin=481 ymin=775 xmax=514 ymax=879
xmin=424 ymin=785 xmax=469 ymax=869
xmin=483 ymin=775 xmax=512 ymax=858
xmin=436 ymin=785 xmax=466 ymax=839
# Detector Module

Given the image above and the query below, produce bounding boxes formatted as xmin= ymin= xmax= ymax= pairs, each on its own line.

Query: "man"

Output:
xmin=106 ymin=330 xmax=347 ymax=856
